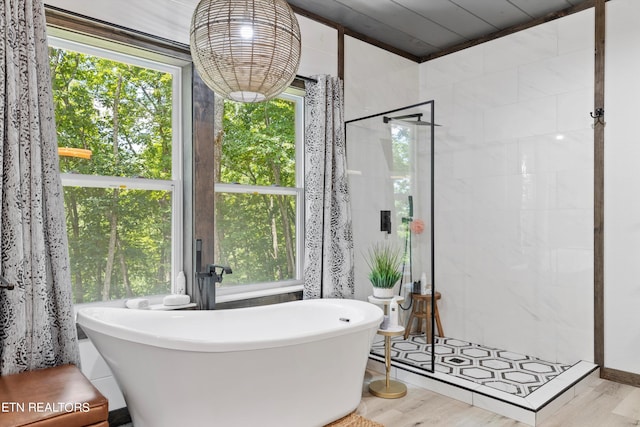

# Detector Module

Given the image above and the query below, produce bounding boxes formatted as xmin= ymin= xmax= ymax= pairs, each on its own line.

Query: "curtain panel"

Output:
xmin=0 ymin=0 xmax=79 ymax=374
xmin=303 ymin=75 xmax=354 ymax=299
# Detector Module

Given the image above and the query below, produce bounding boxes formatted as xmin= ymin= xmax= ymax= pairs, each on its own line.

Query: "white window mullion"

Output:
xmin=61 ymin=173 xmax=175 ymax=192
xmin=214 ymin=183 xmax=300 ymax=196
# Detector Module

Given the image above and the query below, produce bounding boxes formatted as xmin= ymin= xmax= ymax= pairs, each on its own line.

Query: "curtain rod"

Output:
xmin=295 ymin=74 xmax=317 ymax=83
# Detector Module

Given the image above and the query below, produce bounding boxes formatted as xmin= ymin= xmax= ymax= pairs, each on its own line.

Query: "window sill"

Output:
xmin=149 ymin=302 xmax=197 ymax=310
xmin=215 ymin=284 xmax=303 ymax=304
xmin=73 ymin=294 xmax=169 ymax=315
xmin=73 ymin=284 xmax=304 ymax=316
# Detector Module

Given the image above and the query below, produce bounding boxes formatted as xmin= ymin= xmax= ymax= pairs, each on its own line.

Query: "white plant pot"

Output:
xmin=372 ymin=287 xmax=395 ymax=298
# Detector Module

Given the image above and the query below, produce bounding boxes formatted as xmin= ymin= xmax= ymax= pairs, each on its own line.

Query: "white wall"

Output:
xmin=78 ymin=339 xmax=126 ymax=410
xmin=344 ymin=36 xmax=419 ymax=121
xmin=604 ymin=0 xmax=640 ymax=376
xmin=44 ymin=1 xmax=338 ymax=77
xmin=296 ymin=15 xmax=338 ymax=78
xmin=344 ymin=36 xmax=420 ymax=302
xmin=419 ymin=10 xmax=595 ymax=364
xmin=46 ymin=0 xmax=193 ymax=44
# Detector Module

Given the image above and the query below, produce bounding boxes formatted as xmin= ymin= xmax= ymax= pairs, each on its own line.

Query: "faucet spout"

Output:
xmin=208 ymin=264 xmax=232 ymax=284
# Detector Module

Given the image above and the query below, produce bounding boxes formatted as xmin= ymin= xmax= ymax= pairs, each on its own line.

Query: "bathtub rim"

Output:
xmin=77 ymin=298 xmax=383 ymax=353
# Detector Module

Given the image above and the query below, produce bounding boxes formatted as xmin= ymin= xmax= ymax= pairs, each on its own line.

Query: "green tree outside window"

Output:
xmin=50 ymin=47 xmax=174 ymax=303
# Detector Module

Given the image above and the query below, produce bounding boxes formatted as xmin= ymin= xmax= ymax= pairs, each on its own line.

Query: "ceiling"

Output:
xmin=44 ymin=0 xmax=593 ymax=63
xmin=286 ymin=0 xmax=590 ymax=60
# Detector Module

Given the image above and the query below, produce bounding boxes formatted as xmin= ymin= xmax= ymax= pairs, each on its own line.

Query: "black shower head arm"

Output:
xmin=383 ymin=113 xmax=423 ymax=123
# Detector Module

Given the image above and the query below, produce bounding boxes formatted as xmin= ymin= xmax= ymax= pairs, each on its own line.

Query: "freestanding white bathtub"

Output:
xmin=77 ymin=298 xmax=383 ymax=427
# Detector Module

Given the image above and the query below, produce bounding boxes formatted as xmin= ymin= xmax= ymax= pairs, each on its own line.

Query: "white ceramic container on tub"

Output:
xmin=77 ymin=298 xmax=383 ymax=427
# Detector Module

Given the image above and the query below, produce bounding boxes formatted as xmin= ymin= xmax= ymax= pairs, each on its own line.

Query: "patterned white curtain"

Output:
xmin=0 ymin=0 xmax=80 ymax=374
xmin=303 ymin=75 xmax=354 ymax=299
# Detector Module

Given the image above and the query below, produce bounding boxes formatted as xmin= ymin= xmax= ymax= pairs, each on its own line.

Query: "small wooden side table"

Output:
xmin=404 ymin=291 xmax=444 ymax=343
xmin=369 ymin=325 xmax=407 ymax=399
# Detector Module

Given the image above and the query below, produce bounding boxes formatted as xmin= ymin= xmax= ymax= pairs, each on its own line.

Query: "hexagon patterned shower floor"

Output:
xmin=369 ymin=333 xmax=599 ymax=425
xmin=371 ymin=335 xmax=571 ymax=397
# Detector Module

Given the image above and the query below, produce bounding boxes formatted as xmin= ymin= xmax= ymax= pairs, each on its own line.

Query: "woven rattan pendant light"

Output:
xmin=190 ymin=0 xmax=302 ymax=103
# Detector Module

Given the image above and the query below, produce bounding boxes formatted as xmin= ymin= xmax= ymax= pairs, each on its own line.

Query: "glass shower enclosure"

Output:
xmin=346 ymin=100 xmax=437 ymax=372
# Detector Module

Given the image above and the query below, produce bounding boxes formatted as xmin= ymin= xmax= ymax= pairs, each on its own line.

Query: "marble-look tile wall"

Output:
xmin=344 ymin=36 xmax=421 ymax=302
xmin=603 ymin=0 xmax=640 ymax=376
xmin=419 ymin=10 xmax=595 ymax=364
xmin=344 ymin=37 xmax=420 ymax=122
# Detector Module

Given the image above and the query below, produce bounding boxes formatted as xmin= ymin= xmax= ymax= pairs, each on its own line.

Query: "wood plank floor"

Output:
xmin=357 ymin=370 xmax=640 ymax=426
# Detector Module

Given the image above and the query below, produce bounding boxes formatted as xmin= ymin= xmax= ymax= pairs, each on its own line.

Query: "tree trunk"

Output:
xmin=102 ymin=74 xmax=123 ymax=301
xmin=262 ymin=194 xmax=281 ymax=280
xmin=102 ymin=191 xmax=118 ymax=301
xmin=272 ymin=163 xmax=295 ymax=278
xmin=66 ymin=189 xmax=84 ymax=303
xmin=269 ymin=196 xmax=279 ymax=258
xmin=212 ymin=96 xmax=225 ymax=267
xmin=118 ymin=240 xmax=133 ymax=298
xmin=276 ymin=195 xmax=295 ymax=279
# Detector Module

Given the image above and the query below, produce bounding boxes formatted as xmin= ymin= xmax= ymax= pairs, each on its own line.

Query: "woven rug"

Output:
xmin=325 ymin=412 xmax=384 ymax=427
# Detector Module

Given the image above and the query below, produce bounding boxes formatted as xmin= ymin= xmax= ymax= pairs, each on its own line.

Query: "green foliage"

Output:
xmin=216 ymin=98 xmax=297 ymax=285
xmin=50 ymin=47 xmax=173 ymax=303
xmin=390 ymin=124 xmax=412 ymax=241
xmin=220 ymin=99 xmax=296 ymax=186
xmin=365 ymin=243 xmax=403 ymax=289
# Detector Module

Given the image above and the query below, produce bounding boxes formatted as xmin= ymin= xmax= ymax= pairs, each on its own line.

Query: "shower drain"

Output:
xmin=449 ymin=357 xmax=465 ymax=364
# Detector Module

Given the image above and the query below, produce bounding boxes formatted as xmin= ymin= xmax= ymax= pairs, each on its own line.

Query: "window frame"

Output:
xmin=214 ymin=90 xmax=305 ymax=298
xmin=46 ymin=11 xmax=306 ymax=304
xmin=48 ymin=33 xmax=186 ymax=303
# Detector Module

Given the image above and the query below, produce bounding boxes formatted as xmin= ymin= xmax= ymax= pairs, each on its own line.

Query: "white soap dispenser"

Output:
xmin=389 ymin=297 xmax=399 ymax=328
xmin=176 ymin=271 xmax=186 ymax=295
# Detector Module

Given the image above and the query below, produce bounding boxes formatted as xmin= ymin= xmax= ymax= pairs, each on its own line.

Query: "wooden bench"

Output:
xmin=0 ymin=364 xmax=108 ymax=427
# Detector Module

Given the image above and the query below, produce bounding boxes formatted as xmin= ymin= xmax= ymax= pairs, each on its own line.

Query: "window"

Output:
xmin=49 ymin=36 xmax=184 ymax=304
xmin=214 ymin=92 xmax=304 ymax=293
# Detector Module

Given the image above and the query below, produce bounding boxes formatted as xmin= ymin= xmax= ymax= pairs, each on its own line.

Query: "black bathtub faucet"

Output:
xmin=207 ymin=264 xmax=232 ymax=284
xmin=196 ymin=264 xmax=232 ymax=310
